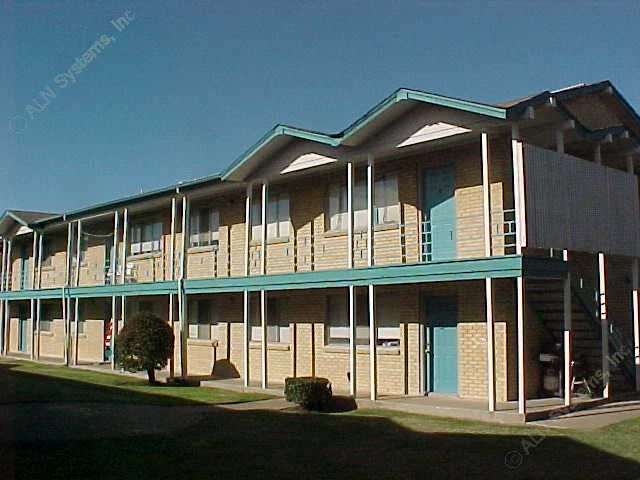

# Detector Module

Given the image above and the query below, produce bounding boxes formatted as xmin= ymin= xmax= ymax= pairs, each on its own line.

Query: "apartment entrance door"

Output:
xmin=422 ymin=166 xmax=456 ymax=261
xmin=425 ymin=297 xmax=458 ymax=394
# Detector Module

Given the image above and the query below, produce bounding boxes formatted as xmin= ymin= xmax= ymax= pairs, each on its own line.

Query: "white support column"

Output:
xmin=61 ymin=289 xmax=67 ymax=364
xmin=111 ymin=295 xmax=117 ymax=370
xmin=347 ymin=162 xmax=354 ymax=268
xmin=35 ymin=298 xmax=41 ymax=360
xmin=368 ymin=284 xmax=377 ymax=400
xmin=4 ymin=240 xmax=10 ymax=356
xmin=0 ymin=239 xmax=5 ymax=355
xmin=168 ymin=293 xmax=175 ymax=377
xmin=3 ymin=299 xmax=8 ymax=356
xmin=120 ymin=208 xmax=128 ymax=284
xmin=632 ymin=258 xmax=640 ymax=391
xmin=243 ymin=290 xmax=250 ymax=387
xmin=75 ymin=221 xmax=82 ymax=287
xmin=37 ymin=234 xmax=43 ymax=289
xmin=261 ymin=182 xmax=268 ymax=275
xmin=112 ymin=211 xmax=119 ymax=286
xmin=169 ymin=198 xmax=177 ymax=281
xmin=367 ymin=155 xmax=375 ymax=267
xmin=485 ymin=277 xmax=495 ymax=412
xmin=349 ymin=284 xmax=357 ymax=396
xmin=64 ymin=224 xmax=72 ymax=366
xmin=516 ymin=276 xmax=526 ymax=415
xmin=244 ymin=185 xmax=252 ymax=276
xmin=599 ymin=252 xmax=609 ymax=398
xmin=511 ymin=125 xmax=523 ymax=255
xmin=1 ymin=239 xmax=6 ymax=292
xmin=31 ymin=231 xmax=38 ymax=289
xmin=74 ymin=297 xmax=80 ymax=366
xmin=563 ymin=250 xmax=572 ymax=406
xmin=260 ymin=289 xmax=267 ymax=389
xmin=177 ymin=196 xmax=189 ymax=376
xmin=30 ymin=296 xmax=35 ymax=360
xmin=481 ymin=132 xmax=492 ymax=258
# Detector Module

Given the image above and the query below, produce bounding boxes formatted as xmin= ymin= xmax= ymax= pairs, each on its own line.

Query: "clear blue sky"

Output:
xmin=1 ymin=1 xmax=639 ymax=213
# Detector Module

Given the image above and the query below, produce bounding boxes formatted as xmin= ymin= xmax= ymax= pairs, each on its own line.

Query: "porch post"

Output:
xmin=30 ymin=231 xmax=38 ymax=360
xmin=74 ymin=297 xmax=80 ymax=365
xmin=516 ymin=276 xmax=526 ymax=415
xmin=35 ymin=298 xmax=41 ymax=360
xmin=178 ymin=196 xmax=189 ymax=376
xmin=261 ymin=289 xmax=268 ymax=389
xmin=111 ymin=295 xmax=117 ymax=370
xmin=243 ymin=290 xmax=250 ymax=387
xmin=485 ymin=278 xmax=495 ymax=412
xmin=347 ymin=161 xmax=354 ymax=268
xmin=64 ymin=224 xmax=72 ymax=365
xmin=168 ymin=293 xmax=175 ymax=377
xmin=599 ymin=253 xmax=610 ymax=398
xmin=563 ymin=251 xmax=572 ymax=406
xmin=169 ymin=198 xmax=177 ymax=282
xmin=112 ymin=211 xmax=119 ymax=285
xmin=75 ymin=221 xmax=82 ymax=287
xmin=0 ymin=239 xmax=5 ymax=355
xmin=368 ymin=284 xmax=377 ymax=400
xmin=261 ymin=182 xmax=268 ymax=275
xmin=31 ymin=231 xmax=38 ymax=289
xmin=367 ymin=155 xmax=375 ymax=267
xmin=120 ymin=208 xmax=129 ymax=284
xmin=349 ymin=284 xmax=357 ymax=396
xmin=244 ymin=184 xmax=252 ymax=276
xmin=632 ymin=258 xmax=640 ymax=391
xmin=37 ymin=234 xmax=43 ymax=289
xmin=511 ymin=125 xmax=523 ymax=255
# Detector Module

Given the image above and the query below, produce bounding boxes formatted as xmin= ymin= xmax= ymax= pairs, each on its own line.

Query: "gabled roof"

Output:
xmin=0 ymin=210 xmax=57 ymax=238
xmin=222 ymin=80 xmax=640 ymax=181
xmin=222 ymin=88 xmax=508 ymax=180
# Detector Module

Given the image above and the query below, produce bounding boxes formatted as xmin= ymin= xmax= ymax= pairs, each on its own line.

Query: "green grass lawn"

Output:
xmin=2 ymin=359 xmax=640 ymax=479
xmin=0 ymin=359 xmax=271 ymax=406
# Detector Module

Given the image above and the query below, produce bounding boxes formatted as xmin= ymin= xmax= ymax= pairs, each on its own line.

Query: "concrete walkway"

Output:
xmin=530 ymin=399 xmax=640 ymax=430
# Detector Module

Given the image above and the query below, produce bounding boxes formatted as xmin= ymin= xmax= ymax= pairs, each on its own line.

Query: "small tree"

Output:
xmin=115 ymin=311 xmax=174 ymax=385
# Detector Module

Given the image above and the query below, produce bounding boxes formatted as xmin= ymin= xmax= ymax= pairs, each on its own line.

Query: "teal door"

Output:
xmin=423 ymin=167 xmax=456 ymax=261
xmin=426 ymin=298 xmax=458 ymax=394
xmin=18 ymin=307 xmax=28 ymax=352
xmin=20 ymin=245 xmax=29 ymax=289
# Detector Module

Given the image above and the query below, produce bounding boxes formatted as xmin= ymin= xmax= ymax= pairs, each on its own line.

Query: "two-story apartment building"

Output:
xmin=1 ymin=80 xmax=639 ymax=417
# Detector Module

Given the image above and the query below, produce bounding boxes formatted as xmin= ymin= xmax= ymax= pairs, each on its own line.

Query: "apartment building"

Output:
xmin=1 ymin=80 xmax=639 ymax=416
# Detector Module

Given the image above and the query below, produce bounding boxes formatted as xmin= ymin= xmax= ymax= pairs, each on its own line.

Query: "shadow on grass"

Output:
xmin=9 ymin=406 xmax=640 ymax=480
xmin=0 ymin=362 xmax=231 ymax=406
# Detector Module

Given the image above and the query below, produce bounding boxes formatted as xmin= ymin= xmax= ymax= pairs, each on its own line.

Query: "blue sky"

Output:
xmin=1 ymin=1 xmax=639 ymax=213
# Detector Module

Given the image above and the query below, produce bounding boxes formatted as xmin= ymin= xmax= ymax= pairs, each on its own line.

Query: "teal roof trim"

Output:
xmin=221 ymin=88 xmax=508 ymax=180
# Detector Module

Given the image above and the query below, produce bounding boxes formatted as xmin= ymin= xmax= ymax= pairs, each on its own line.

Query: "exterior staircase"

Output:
xmin=525 ymin=278 xmax=635 ymax=394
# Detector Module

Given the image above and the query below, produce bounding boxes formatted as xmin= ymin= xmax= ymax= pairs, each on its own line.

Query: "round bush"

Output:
xmin=284 ymin=377 xmax=332 ymax=411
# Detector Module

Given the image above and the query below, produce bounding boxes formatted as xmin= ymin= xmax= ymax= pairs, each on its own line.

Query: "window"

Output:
xmin=41 ymin=240 xmax=54 ymax=268
xmin=325 ymin=292 xmax=400 ymax=346
xmin=327 ymin=176 xmax=400 ymax=231
xmin=190 ymin=208 xmax=220 ymax=248
xmin=130 ymin=221 xmax=162 ymax=255
xmin=250 ymin=297 xmax=290 ymax=343
xmin=251 ymin=193 xmax=290 ymax=242
xmin=326 ymin=294 xmax=368 ymax=345
xmin=188 ymin=299 xmax=220 ymax=340
xmin=39 ymin=304 xmax=52 ymax=332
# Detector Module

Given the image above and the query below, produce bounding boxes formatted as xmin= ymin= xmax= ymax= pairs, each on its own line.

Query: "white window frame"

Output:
xmin=325 ymin=293 xmax=399 ymax=346
xmin=130 ymin=221 xmax=163 ymax=255
xmin=251 ymin=193 xmax=290 ymax=242
xmin=190 ymin=207 xmax=220 ymax=248
xmin=250 ymin=297 xmax=290 ymax=344
xmin=327 ymin=176 xmax=400 ymax=232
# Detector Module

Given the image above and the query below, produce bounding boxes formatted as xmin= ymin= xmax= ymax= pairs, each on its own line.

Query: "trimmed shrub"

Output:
xmin=115 ymin=311 xmax=174 ymax=385
xmin=284 ymin=376 xmax=332 ymax=410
